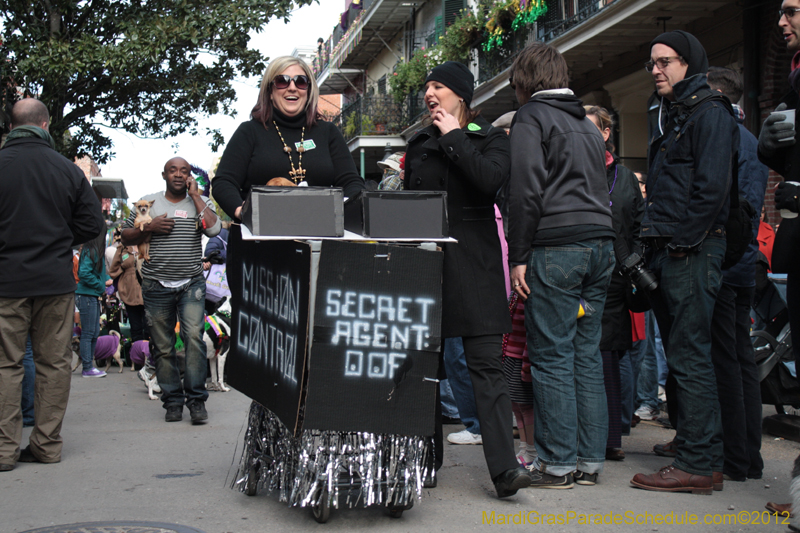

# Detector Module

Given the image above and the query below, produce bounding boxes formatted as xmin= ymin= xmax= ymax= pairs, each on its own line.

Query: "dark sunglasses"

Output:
xmin=272 ymin=74 xmax=310 ymax=90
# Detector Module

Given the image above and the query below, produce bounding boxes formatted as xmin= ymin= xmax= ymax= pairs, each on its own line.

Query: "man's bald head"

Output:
xmin=10 ymin=99 xmax=50 ymax=130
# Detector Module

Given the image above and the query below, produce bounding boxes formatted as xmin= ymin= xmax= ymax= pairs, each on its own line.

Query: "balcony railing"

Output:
xmin=330 ymin=95 xmax=427 ymax=142
xmin=313 ymin=0 xmax=377 ymax=76
xmin=475 ymin=0 xmax=614 ymax=85
xmin=477 ymin=25 xmax=535 ymax=85
xmin=537 ymin=0 xmax=615 ymax=42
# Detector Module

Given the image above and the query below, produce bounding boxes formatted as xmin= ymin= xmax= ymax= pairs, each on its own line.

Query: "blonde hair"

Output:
xmin=251 ymin=56 xmax=320 ymax=128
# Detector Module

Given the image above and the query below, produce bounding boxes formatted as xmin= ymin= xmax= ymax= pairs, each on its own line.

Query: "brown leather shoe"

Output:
xmin=712 ymin=471 xmax=723 ymax=491
xmin=631 ymin=465 xmax=713 ymax=495
xmin=606 ymin=448 xmax=625 ymax=461
xmin=765 ymin=502 xmax=793 ymax=518
xmin=653 ymin=440 xmax=677 ymax=457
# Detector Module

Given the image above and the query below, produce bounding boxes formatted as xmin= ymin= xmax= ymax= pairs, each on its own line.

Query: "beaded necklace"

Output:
xmin=273 ymin=121 xmax=307 ymax=184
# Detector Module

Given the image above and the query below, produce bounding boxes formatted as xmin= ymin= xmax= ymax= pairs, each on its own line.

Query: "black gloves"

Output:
xmin=759 ymin=103 xmax=796 ymax=157
xmin=775 ymin=180 xmax=800 ymax=214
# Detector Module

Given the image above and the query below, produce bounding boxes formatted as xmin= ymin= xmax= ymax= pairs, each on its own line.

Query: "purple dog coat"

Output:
xmin=94 ymin=335 xmax=120 ymax=361
xmin=129 ymin=340 xmax=152 ymax=366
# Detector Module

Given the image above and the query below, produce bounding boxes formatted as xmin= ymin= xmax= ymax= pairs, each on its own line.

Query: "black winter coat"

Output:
xmin=600 ymin=155 xmax=645 ymax=351
xmin=405 ymin=116 xmax=512 ymax=338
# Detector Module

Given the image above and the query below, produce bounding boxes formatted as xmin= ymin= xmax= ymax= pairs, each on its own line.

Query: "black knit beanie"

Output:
xmin=650 ymin=30 xmax=708 ymax=78
xmin=425 ymin=61 xmax=474 ymax=106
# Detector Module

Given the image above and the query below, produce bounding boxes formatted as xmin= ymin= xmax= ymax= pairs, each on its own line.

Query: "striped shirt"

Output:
xmin=123 ymin=193 xmax=219 ymax=282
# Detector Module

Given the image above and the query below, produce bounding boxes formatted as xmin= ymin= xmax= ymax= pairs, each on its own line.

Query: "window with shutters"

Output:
xmin=377 ymin=75 xmax=387 ymax=95
xmin=443 ymin=0 xmax=465 ymax=27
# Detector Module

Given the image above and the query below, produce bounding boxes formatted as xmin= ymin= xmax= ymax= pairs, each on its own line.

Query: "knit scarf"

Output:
xmin=5 ymin=125 xmax=56 ymax=149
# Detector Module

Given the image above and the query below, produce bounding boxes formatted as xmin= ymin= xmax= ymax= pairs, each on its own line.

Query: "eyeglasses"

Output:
xmin=644 ymin=56 xmax=683 ymax=72
xmin=779 ymin=7 xmax=800 ymax=20
xmin=272 ymin=74 xmax=310 ymax=90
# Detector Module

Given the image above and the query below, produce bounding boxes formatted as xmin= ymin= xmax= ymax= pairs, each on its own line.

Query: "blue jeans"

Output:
xmin=647 ymin=237 xmax=725 ymax=476
xmin=141 ymin=276 xmax=208 ymax=408
xmin=439 ymin=379 xmax=459 ymax=419
xmin=620 ymin=344 xmax=644 ymax=434
xmin=525 ymin=238 xmax=615 ymax=476
xmin=22 ymin=336 xmax=34 ymax=426
xmin=442 ymin=337 xmax=480 ymax=434
xmin=634 ymin=310 xmax=661 ymax=412
xmin=75 ymin=294 xmax=100 ymax=372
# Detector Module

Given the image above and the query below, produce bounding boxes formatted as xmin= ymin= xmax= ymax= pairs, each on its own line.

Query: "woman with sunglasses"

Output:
xmin=404 ymin=61 xmax=531 ymax=498
xmin=212 ymin=56 xmax=364 ymax=220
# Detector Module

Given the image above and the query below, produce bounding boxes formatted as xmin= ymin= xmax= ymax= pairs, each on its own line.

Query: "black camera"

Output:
xmin=621 ymin=253 xmax=658 ymax=292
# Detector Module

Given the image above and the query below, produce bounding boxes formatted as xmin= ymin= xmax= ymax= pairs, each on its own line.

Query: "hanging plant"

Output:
xmin=438 ymin=8 xmax=485 ymax=62
xmin=388 ymin=48 xmax=432 ymax=103
xmin=483 ymin=0 xmax=547 ymax=52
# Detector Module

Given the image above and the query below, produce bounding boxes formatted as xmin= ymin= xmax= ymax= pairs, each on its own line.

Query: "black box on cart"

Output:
xmin=344 ymin=190 xmax=448 ymax=239
xmin=242 ymin=186 xmax=344 ymax=237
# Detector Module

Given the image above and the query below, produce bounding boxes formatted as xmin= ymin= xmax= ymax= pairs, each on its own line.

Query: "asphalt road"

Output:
xmin=1 ymin=367 xmax=798 ymax=533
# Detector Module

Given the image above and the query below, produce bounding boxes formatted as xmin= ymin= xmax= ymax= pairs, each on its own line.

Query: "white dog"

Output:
xmin=137 ymin=364 xmax=162 ymax=400
xmin=204 ymin=302 xmax=231 ymax=392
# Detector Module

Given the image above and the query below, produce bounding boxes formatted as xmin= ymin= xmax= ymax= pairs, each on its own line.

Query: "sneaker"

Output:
xmin=165 ymin=405 xmax=183 ymax=422
xmin=82 ymin=367 xmax=107 ymax=378
xmin=188 ymin=401 xmax=208 ymax=424
xmin=447 ymin=429 xmax=482 ymax=445
xmin=635 ymin=405 xmax=660 ymax=420
xmin=574 ymin=471 xmax=598 ymax=485
xmin=528 ymin=467 xmax=574 ymax=489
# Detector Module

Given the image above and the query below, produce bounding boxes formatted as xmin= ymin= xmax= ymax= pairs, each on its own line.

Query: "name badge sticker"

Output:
xmin=295 ymin=140 xmax=317 ymax=151
xmin=174 ymin=210 xmax=188 ymax=218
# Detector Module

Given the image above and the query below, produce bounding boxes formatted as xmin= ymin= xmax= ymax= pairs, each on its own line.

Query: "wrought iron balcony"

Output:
xmin=329 ymin=95 xmax=427 ymax=142
xmin=476 ymin=0 xmax=616 ymax=85
xmin=537 ymin=0 xmax=616 ymax=43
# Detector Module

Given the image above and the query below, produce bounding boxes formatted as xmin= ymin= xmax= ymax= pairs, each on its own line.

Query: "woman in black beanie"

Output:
xmin=404 ymin=61 xmax=531 ymax=498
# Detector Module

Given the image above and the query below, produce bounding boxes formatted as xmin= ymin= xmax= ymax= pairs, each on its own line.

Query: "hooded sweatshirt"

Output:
xmin=506 ymin=90 xmax=614 ymax=264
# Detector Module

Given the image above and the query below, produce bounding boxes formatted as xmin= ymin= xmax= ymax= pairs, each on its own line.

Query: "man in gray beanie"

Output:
xmin=631 ymin=31 xmax=738 ymax=495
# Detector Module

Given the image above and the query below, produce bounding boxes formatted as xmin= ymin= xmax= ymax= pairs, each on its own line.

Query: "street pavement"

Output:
xmin=1 ymin=366 xmax=798 ymax=533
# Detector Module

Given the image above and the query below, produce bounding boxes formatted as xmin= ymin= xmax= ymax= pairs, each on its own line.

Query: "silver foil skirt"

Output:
xmin=232 ymin=401 xmax=431 ymax=509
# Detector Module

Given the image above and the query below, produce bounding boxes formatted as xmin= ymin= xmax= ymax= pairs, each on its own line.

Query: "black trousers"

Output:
xmin=710 ymin=283 xmax=763 ymax=480
xmin=461 ymin=334 xmax=518 ymax=480
xmin=126 ymin=304 xmax=148 ymax=342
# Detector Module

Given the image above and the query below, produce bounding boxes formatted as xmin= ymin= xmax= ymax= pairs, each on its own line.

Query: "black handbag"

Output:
xmin=771 ymin=216 xmax=800 ymax=274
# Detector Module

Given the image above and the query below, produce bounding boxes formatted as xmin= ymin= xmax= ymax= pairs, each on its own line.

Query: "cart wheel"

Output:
xmin=388 ymin=499 xmax=412 ymax=518
xmin=245 ymin=464 xmax=259 ymax=496
xmin=311 ymin=487 xmax=330 ymax=524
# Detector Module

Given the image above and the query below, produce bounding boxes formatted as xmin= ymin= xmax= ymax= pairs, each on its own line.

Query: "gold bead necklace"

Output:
xmin=273 ymin=121 xmax=307 ymax=184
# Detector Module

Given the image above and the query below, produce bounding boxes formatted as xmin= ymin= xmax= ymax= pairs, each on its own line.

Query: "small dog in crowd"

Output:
xmin=137 ymin=363 xmax=162 ymax=401
xmin=204 ymin=301 xmax=231 ymax=392
xmin=133 ymin=199 xmax=155 ymax=266
xmin=94 ymin=331 xmax=123 ymax=373
xmin=71 ymin=331 xmax=122 ymax=372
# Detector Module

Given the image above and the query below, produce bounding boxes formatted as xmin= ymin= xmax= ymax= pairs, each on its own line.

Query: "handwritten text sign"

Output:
xmin=226 ymin=233 xmax=310 ymax=434
xmin=304 ymin=240 xmax=443 ymax=436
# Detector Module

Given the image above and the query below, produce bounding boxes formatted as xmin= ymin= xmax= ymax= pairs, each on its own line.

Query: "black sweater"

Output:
xmin=212 ymin=110 xmax=365 ymax=218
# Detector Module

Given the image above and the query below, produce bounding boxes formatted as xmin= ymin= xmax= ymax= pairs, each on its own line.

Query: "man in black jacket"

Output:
xmin=507 ymin=42 xmax=615 ymax=489
xmin=630 ymin=31 xmax=737 ymax=495
xmin=0 ymin=98 xmax=104 ymax=471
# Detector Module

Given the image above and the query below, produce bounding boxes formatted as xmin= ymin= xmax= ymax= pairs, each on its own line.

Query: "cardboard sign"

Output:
xmin=226 ymin=232 xmax=311 ymax=434
xmin=304 ymin=240 xmax=442 ymax=436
